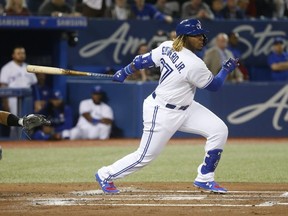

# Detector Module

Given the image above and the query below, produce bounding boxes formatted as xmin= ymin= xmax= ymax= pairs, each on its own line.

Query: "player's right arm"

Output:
xmin=205 ymin=58 xmax=239 ymax=92
xmin=112 ymin=53 xmax=155 ymax=83
xmin=113 ymin=42 xmax=165 ymax=83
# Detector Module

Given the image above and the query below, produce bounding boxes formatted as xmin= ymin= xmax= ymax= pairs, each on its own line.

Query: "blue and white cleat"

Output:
xmin=95 ymin=173 xmax=119 ymax=194
xmin=193 ymin=181 xmax=227 ymax=194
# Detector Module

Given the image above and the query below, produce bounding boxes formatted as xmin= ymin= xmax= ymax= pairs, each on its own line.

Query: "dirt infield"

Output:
xmin=0 ymin=138 xmax=287 ymax=216
xmin=0 ymin=182 xmax=288 ymax=216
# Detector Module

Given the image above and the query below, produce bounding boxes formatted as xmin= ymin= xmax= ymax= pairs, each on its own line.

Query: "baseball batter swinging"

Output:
xmin=96 ymin=19 xmax=239 ymax=194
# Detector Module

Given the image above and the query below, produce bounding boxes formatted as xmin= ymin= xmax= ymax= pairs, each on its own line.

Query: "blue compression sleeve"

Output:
xmin=205 ymin=68 xmax=229 ymax=92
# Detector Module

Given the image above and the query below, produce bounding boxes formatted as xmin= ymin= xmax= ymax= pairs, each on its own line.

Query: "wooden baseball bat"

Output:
xmin=26 ymin=65 xmax=114 ymax=79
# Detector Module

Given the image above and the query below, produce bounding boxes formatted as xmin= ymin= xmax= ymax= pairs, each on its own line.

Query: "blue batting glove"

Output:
xmin=113 ymin=69 xmax=128 ymax=83
xmin=222 ymin=58 xmax=239 ymax=74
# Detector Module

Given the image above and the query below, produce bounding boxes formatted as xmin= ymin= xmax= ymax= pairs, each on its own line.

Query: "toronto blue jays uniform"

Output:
xmin=96 ymin=19 xmax=239 ymax=194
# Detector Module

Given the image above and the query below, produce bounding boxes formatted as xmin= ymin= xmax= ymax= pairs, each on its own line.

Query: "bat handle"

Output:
xmin=89 ymin=73 xmax=114 ymax=79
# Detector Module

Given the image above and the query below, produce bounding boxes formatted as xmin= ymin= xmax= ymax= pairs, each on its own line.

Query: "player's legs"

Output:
xmin=69 ymin=126 xmax=84 ymax=140
xmin=178 ymin=101 xmax=228 ymax=184
xmin=97 ymin=98 xmax=185 ymax=182
xmin=87 ymin=124 xmax=111 ymax=140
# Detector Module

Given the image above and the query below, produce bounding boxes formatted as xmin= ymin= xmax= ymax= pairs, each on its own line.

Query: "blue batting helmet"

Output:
xmin=176 ymin=19 xmax=208 ymax=45
xmin=176 ymin=19 xmax=208 ymax=36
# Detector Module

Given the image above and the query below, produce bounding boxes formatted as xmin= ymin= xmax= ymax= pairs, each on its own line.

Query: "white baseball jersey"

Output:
xmin=76 ymin=99 xmax=113 ymax=127
xmin=151 ymin=41 xmax=213 ymax=106
xmin=0 ymin=60 xmax=37 ymax=115
xmin=98 ymin=40 xmax=228 ymax=185
xmin=0 ymin=61 xmax=37 ymax=88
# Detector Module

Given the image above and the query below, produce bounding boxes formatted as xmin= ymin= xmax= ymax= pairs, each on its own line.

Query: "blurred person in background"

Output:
xmin=38 ymin=0 xmax=81 ymax=16
xmin=204 ymin=33 xmax=244 ymax=82
xmin=181 ymin=0 xmax=214 ymax=20
xmin=210 ymin=0 xmax=224 ymax=19
xmin=32 ymin=73 xmax=53 ymax=113
xmin=0 ymin=46 xmax=37 ymax=117
xmin=237 ymin=0 xmax=256 ymax=19
xmin=32 ymin=90 xmax=73 ymax=140
xmin=254 ymin=0 xmax=274 ymax=19
xmin=227 ymin=31 xmax=249 ymax=80
xmin=273 ymin=0 xmax=286 ymax=19
xmin=126 ymin=43 xmax=149 ymax=82
xmin=154 ymin=0 xmax=180 ymax=17
xmin=285 ymin=0 xmax=288 ymax=17
xmin=108 ymin=0 xmax=132 ymax=20
xmin=220 ymin=0 xmax=245 ymax=19
xmin=63 ymin=86 xmax=113 ymax=140
xmin=81 ymin=0 xmax=112 ymax=17
xmin=4 ymin=0 xmax=31 ymax=16
xmin=131 ymin=0 xmax=173 ymax=23
xmin=267 ymin=37 xmax=288 ymax=81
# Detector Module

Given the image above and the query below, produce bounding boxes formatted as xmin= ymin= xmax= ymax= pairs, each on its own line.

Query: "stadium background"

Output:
xmin=1 ymin=16 xmax=287 ymax=138
xmin=0 ymin=11 xmax=288 ymax=216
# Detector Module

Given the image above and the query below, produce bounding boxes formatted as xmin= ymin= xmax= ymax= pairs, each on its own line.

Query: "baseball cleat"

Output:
xmin=193 ymin=181 xmax=227 ymax=193
xmin=95 ymin=173 xmax=119 ymax=194
xmin=0 ymin=146 xmax=2 ymax=160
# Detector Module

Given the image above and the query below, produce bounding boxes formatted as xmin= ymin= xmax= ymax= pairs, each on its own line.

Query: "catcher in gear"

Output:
xmin=0 ymin=111 xmax=51 ymax=160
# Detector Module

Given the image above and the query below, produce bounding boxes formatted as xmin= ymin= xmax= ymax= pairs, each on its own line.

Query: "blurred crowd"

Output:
xmin=0 ymin=0 xmax=287 ymax=21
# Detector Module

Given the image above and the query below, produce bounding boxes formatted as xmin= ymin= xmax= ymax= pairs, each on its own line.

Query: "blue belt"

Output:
xmin=152 ymin=92 xmax=189 ymax=111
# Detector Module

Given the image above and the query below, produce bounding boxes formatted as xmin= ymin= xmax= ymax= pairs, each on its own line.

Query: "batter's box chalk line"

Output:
xmin=30 ymin=189 xmax=288 ymax=207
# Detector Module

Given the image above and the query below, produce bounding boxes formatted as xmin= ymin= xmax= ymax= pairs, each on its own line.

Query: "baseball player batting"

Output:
xmin=96 ymin=19 xmax=239 ymax=194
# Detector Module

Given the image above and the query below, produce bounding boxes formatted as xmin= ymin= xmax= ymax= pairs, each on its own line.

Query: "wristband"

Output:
xmin=92 ymin=118 xmax=100 ymax=124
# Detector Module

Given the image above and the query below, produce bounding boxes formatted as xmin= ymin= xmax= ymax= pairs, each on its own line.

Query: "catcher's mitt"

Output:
xmin=22 ymin=114 xmax=51 ymax=134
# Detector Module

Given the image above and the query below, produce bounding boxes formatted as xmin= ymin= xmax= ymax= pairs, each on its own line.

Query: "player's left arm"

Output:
xmin=205 ymin=58 xmax=239 ymax=92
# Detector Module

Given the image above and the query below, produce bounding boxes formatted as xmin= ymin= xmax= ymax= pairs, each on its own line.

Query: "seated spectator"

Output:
xmin=108 ymin=0 xmax=132 ymax=20
xmin=220 ymin=0 xmax=245 ymax=19
xmin=149 ymin=30 xmax=169 ymax=49
xmin=4 ymin=0 xmax=31 ymax=16
xmin=239 ymin=0 xmax=257 ymax=19
xmin=227 ymin=31 xmax=249 ymax=80
xmin=211 ymin=0 xmax=224 ymax=19
xmin=181 ymin=0 xmax=214 ymax=20
xmin=63 ymin=86 xmax=113 ymax=140
xmin=127 ymin=43 xmax=152 ymax=81
xmin=32 ymin=90 xmax=73 ymax=140
xmin=131 ymin=0 xmax=173 ymax=23
xmin=237 ymin=0 xmax=253 ymax=19
xmin=267 ymin=37 xmax=288 ymax=81
xmin=154 ymin=0 xmax=180 ymax=17
xmin=255 ymin=0 xmax=273 ymax=19
xmin=169 ymin=30 xmax=177 ymax=40
xmin=32 ymin=73 xmax=53 ymax=113
xmin=273 ymin=0 xmax=286 ymax=19
xmin=81 ymin=0 xmax=112 ymax=17
xmin=203 ymin=33 xmax=244 ymax=83
xmin=38 ymin=0 xmax=81 ymax=17
xmin=27 ymin=0 xmax=45 ymax=15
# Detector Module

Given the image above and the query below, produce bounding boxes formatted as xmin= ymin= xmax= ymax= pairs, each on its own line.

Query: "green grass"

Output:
xmin=0 ymin=143 xmax=287 ymax=183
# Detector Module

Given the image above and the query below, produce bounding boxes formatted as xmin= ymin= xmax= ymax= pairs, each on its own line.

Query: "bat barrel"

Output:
xmin=26 ymin=65 xmax=114 ymax=79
